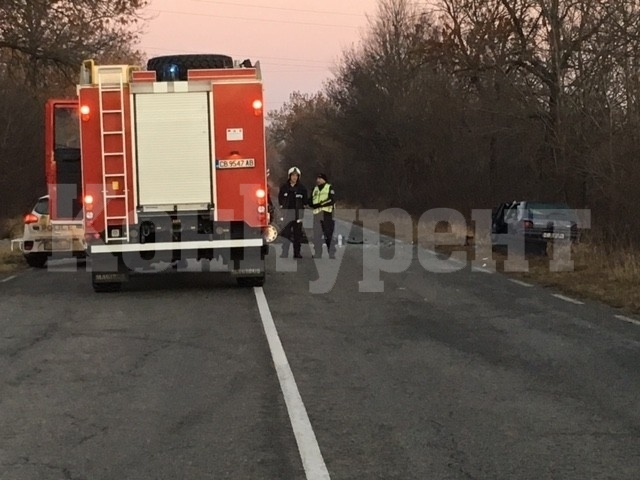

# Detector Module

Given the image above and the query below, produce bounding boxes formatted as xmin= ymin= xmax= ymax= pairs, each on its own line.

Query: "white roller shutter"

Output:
xmin=134 ymin=92 xmax=213 ymax=208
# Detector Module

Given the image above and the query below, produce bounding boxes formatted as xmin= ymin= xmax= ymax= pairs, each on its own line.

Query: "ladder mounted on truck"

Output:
xmin=96 ymin=66 xmax=131 ymax=243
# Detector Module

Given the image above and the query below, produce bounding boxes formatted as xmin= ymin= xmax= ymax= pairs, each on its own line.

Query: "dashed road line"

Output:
xmin=509 ymin=279 xmax=533 ymax=288
xmin=253 ymin=287 xmax=330 ymax=480
xmin=615 ymin=315 xmax=640 ymax=327
xmin=552 ymin=294 xmax=584 ymax=305
xmin=472 ymin=266 xmax=493 ymax=274
xmin=1 ymin=275 xmax=17 ymax=283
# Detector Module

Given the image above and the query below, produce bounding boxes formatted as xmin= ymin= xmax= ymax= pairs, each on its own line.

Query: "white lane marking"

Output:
xmin=1 ymin=275 xmax=17 ymax=283
xmin=615 ymin=315 xmax=640 ymax=327
xmin=253 ymin=287 xmax=330 ymax=480
xmin=472 ymin=266 xmax=493 ymax=274
xmin=509 ymin=279 xmax=533 ymax=287
xmin=552 ymin=294 xmax=584 ymax=305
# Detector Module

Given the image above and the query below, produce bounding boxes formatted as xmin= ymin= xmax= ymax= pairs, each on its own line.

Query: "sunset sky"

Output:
xmin=139 ymin=0 xmax=381 ymax=111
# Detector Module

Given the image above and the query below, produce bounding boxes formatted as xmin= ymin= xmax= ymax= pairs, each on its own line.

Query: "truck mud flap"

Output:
xmin=230 ymin=246 xmax=264 ymax=277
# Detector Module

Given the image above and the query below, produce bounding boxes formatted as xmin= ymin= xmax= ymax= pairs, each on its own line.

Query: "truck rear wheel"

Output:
xmin=92 ymin=277 xmax=122 ymax=293
xmin=236 ymin=275 xmax=265 ymax=288
xmin=147 ymin=54 xmax=233 ymax=81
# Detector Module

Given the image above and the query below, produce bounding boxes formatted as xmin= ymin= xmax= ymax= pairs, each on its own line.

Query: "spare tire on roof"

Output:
xmin=147 ymin=54 xmax=234 ymax=81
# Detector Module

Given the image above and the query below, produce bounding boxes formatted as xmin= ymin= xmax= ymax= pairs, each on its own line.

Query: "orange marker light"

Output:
xmin=256 ymin=188 xmax=266 ymax=199
xmin=80 ymin=105 xmax=91 ymax=121
xmin=252 ymin=99 xmax=263 ymax=116
xmin=84 ymin=194 xmax=94 ymax=205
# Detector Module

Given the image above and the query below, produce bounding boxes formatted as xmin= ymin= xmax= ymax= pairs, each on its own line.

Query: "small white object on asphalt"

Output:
xmin=1 ymin=275 xmax=16 ymax=283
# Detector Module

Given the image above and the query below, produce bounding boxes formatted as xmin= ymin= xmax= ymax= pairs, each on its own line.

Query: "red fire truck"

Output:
xmin=76 ymin=54 xmax=274 ymax=292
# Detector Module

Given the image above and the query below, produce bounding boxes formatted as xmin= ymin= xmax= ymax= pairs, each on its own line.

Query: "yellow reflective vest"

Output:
xmin=312 ymin=183 xmax=334 ymax=214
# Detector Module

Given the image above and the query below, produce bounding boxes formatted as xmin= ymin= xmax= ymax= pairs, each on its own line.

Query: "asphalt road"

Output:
xmin=1 ymin=222 xmax=639 ymax=479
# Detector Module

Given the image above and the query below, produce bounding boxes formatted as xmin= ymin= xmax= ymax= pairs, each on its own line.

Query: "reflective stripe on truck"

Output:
xmin=90 ymin=238 xmax=263 ymax=254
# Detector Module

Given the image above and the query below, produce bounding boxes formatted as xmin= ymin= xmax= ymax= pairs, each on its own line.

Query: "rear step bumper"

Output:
xmin=90 ymin=238 xmax=263 ymax=254
xmin=10 ymin=238 xmax=24 ymax=252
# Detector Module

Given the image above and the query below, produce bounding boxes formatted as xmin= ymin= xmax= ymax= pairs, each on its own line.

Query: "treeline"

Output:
xmin=0 ymin=0 xmax=147 ymax=222
xmin=269 ymin=0 xmax=640 ymax=243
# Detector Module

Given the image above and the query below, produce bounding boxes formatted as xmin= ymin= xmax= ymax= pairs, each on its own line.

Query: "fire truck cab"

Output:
xmin=77 ymin=54 xmax=272 ymax=292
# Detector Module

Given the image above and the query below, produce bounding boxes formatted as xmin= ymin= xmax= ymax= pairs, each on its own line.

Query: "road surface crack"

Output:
xmin=123 ymin=342 xmax=172 ymax=376
xmin=4 ymin=323 xmax=59 ymax=358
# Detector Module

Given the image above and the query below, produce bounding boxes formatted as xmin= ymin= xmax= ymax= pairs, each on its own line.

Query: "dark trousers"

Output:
xmin=313 ymin=211 xmax=335 ymax=256
xmin=281 ymin=220 xmax=303 ymax=256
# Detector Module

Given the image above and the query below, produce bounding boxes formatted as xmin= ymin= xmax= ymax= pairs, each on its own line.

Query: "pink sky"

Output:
xmin=138 ymin=0 xmax=381 ymax=111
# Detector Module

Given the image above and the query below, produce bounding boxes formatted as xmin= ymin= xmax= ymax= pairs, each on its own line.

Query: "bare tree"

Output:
xmin=0 ymin=0 xmax=148 ymax=224
xmin=440 ymin=0 xmax=640 ymax=202
xmin=0 ymin=0 xmax=148 ymax=88
xmin=270 ymin=0 xmax=640 ymax=242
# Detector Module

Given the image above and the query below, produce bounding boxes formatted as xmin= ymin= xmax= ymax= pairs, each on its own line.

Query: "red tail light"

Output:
xmin=24 ymin=213 xmax=39 ymax=224
xmin=84 ymin=232 xmax=101 ymax=243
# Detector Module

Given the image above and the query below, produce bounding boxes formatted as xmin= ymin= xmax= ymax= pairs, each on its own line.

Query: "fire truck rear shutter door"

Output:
xmin=134 ymin=92 xmax=212 ymax=207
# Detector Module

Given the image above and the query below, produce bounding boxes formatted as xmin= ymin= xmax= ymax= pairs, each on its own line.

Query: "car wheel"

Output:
xmin=25 ymin=253 xmax=48 ymax=268
xmin=526 ymin=242 xmax=547 ymax=256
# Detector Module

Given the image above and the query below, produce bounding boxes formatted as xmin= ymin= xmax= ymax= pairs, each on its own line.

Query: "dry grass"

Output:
xmin=0 ymin=242 xmax=26 ymax=272
xmin=0 ymin=216 xmax=26 ymax=272
xmin=508 ymin=241 xmax=640 ymax=313
xmin=0 ymin=216 xmax=24 ymax=240
xmin=337 ymin=209 xmax=640 ymax=314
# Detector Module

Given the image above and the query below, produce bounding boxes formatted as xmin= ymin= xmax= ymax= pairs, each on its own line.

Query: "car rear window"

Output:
xmin=34 ymin=198 xmax=49 ymax=215
xmin=527 ymin=202 xmax=570 ymax=210
xmin=527 ymin=202 xmax=575 ymax=220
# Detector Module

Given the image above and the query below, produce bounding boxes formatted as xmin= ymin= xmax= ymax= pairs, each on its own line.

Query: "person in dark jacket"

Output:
xmin=309 ymin=173 xmax=336 ymax=258
xmin=278 ymin=166 xmax=308 ymax=258
xmin=266 ymin=168 xmax=275 ymax=223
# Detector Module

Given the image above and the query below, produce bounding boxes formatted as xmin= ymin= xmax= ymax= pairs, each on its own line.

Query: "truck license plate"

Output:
xmin=216 ymin=158 xmax=255 ymax=169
